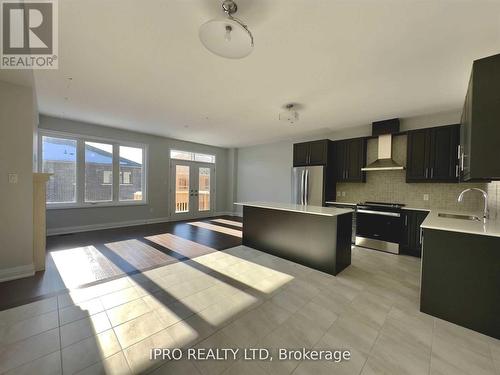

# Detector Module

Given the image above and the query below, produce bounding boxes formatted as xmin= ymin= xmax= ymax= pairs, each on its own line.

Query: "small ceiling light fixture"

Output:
xmin=199 ymin=0 xmax=254 ymax=59
xmin=279 ymin=104 xmax=299 ymax=125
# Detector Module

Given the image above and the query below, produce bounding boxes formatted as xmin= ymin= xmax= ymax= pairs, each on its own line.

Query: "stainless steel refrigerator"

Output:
xmin=291 ymin=166 xmax=324 ymax=206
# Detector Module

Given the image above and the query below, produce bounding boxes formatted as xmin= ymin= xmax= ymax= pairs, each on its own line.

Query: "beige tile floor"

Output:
xmin=0 ymin=245 xmax=498 ymax=375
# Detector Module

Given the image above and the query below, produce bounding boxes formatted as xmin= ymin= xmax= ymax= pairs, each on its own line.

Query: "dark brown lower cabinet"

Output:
xmin=400 ymin=209 xmax=429 ymax=257
xmin=420 ymin=228 xmax=500 ymax=339
xmin=326 ymin=203 xmax=357 ymax=244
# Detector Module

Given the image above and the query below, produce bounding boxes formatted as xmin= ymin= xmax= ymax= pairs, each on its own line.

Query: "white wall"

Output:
xmin=0 ymin=80 xmax=36 ymax=281
xmin=39 ymin=115 xmax=232 ymax=234
xmin=235 ymin=141 xmax=294 ymax=214
xmin=234 ymin=110 xmax=462 ymax=212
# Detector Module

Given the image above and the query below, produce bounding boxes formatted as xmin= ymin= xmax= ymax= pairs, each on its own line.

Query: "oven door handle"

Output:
xmin=357 ymin=209 xmax=401 ymax=217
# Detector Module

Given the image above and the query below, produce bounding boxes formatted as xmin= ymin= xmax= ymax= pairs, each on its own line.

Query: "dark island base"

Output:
xmin=242 ymin=206 xmax=352 ymax=276
xmin=420 ymin=228 xmax=500 ymax=339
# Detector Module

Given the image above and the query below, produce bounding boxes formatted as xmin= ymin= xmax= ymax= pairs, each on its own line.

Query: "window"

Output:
xmin=195 ymin=153 xmax=216 ymax=163
xmin=121 ymin=171 xmax=132 ymax=185
xmin=175 ymin=165 xmax=190 ymax=213
xmin=85 ymin=141 xmax=113 ymax=203
xmin=39 ymin=130 xmax=147 ymax=207
xmin=119 ymin=145 xmax=143 ymax=201
xmin=170 ymin=150 xmax=215 ymax=164
xmin=42 ymin=136 xmax=77 ymax=203
xmin=198 ymin=167 xmax=211 ymax=211
xmin=103 ymin=171 xmax=112 ymax=184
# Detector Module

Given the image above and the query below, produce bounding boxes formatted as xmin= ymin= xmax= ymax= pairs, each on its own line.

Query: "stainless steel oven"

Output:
xmin=355 ymin=202 xmax=404 ymax=254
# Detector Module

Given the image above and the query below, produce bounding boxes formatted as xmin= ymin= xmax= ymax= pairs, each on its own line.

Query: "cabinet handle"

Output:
xmin=457 ymin=145 xmax=461 ymax=160
xmin=425 ymin=168 xmax=428 ymax=178
xmin=460 ymin=152 xmax=464 ymax=171
xmin=405 ymin=215 xmax=408 ymax=226
xmin=456 ymin=165 xmax=459 ymax=178
xmin=430 ymin=168 xmax=434 ymax=178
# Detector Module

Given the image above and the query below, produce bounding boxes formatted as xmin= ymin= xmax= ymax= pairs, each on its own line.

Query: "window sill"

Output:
xmin=47 ymin=201 xmax=148 ymax=210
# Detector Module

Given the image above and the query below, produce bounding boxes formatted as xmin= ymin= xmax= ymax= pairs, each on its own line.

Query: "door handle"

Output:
xmin=305 ymin=169 xmax=309 ymax=205
xmin=300 ymin=170 xmax=305 ymax=205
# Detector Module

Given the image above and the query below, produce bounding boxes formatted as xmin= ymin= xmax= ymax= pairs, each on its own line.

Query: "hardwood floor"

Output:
xmin=0 ymin=216 xmax=242 ymax=311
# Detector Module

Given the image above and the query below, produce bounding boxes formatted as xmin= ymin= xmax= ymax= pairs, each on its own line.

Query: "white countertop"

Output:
xmin=421 ymin=209 xmax=500 ymax=238
xmin=325 ymin=201 xmax=357 ymax=206
xmin=325 ymin=202 xmax=430 ymax=211
xmin=402 ymin=207 xmax=431 ymax=212
xmin=234 ymin=202 xmax=353 ymax=217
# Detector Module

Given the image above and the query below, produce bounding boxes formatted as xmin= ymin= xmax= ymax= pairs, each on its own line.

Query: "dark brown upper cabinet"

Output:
xmin=334 ymin=138 xmax=367 ymax=183
xmin=460 ymin=53 xmax=500 ymax=181
xmin=293 ymin=140 xmax=330 ymax=166
xmin=406 ymin=124 xmax=460 ymax=183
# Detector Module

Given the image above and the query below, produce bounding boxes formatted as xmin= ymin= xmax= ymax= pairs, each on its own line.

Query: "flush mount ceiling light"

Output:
xmin=279 ymin=104 xmax=299 ymax=125
xmin=199 ymin=0 xmax=254 ymax=59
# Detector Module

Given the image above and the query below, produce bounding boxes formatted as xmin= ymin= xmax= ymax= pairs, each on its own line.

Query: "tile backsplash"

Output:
xmin=336 ymin=135 xmax=496 ymax=215
xmin=487 ymin=181 xmax=500 ymax=220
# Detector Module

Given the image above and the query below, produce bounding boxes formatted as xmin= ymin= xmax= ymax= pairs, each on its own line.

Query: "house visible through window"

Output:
xmin=41 ymin=136 xmax=77 ymax=203
xmin=85 ymin=141 xmax=113 ymax=203
xmin=39 ymin=131 xmax=147 ymax=206
xmin=119 ymin=145 xmax=143 ymax=201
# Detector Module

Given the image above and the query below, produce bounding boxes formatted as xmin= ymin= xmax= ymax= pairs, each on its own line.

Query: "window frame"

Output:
xmin=39 ymin=129 xmax=148 ymax=209
xmin=170 ymin=149 xmax=216 ymax=164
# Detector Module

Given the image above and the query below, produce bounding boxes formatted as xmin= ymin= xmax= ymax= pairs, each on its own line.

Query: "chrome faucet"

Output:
xmin=458 ymin=188 xmax=489 ymax=221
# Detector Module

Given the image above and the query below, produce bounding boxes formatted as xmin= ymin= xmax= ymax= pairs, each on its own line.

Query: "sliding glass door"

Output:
xmin=170 ymin=160 xmax=215 ymax=220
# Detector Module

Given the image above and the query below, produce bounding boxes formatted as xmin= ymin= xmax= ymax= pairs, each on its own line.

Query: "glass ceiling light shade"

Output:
xmin=199 ymin=0 xmax=254 ymax=59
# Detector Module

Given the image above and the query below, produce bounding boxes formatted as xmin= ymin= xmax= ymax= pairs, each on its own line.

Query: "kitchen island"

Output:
xmin=234 ymin=202 xmax=353 ymax=275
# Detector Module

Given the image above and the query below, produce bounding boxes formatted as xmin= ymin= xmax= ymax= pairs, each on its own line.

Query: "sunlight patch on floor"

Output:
xmin=187 ymin=221 xmax=242 ymax=238
xmin=210 ymin=218 xmax=243 ymax=228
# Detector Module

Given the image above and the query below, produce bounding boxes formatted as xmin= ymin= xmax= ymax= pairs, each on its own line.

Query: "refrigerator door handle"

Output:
xmin=300 ymin=170 xmax=305 ymax=205
xmin=305 ymin=169 xmax=309 ymax=205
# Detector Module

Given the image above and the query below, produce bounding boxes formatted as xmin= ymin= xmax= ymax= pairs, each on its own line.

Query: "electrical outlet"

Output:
xmin=423 ymin=194 xmax=429 ymax=201
xmin=337 ymin=191 xmax=341 ymax=197
xmin=8 ymin=173 xmax=18 ymax=184
xmin=341 ymin=191 xmax=346 ymax=197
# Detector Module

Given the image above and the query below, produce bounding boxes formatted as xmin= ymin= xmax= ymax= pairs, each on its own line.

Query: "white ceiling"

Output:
xmin=31 ymin=0 xmax=500 ymax=148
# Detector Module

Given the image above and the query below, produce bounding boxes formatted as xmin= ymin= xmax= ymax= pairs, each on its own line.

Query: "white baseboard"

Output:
xmin=0 ymin=264 xmax=35 ymax=282
xmin=47 ymin=212 xmax=239 ymax=236
xmin=47 ymin=217 xmax=171 ymax=236
xmin=214 ymin=211 xmax=238 ymax=217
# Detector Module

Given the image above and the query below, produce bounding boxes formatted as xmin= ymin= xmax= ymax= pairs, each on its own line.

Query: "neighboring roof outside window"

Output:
xmin=43 ymin=137 xmax=141 ymax=167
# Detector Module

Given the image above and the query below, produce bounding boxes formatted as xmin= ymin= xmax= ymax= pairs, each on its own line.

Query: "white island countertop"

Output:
xmin=421 ymin=209 xmax=500 ymax=238
xmin=234 ymin=202 xmax=353 ymax=217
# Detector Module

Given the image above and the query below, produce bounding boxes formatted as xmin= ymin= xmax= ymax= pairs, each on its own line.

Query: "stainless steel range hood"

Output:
xmin=361 ymin=119 xmax=405 ymax=171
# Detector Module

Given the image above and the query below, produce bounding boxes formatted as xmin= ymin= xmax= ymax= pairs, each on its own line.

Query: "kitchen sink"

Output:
xmin=438 ymin=213 xmax=481 ymax=221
